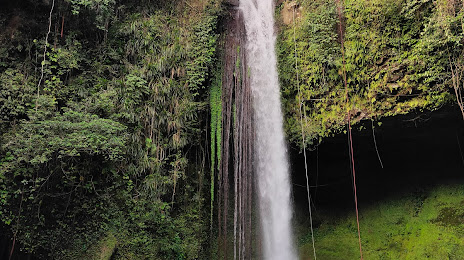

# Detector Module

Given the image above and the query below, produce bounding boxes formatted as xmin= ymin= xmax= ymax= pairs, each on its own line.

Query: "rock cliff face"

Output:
xmin=216 ymin=3 xmax=255 ymax=259
xmin=281 ymin=1 xmax=301 ymax=25
xmin=225 ymin=0 xmax=239 ymax=6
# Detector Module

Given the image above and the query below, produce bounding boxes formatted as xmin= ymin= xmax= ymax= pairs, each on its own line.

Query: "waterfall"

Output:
xmin=240 ymin=1 xmax=297 ymax=259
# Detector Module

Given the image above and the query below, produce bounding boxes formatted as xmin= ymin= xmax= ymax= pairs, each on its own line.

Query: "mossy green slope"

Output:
xmin=298 ymin=184 xmax=464 ymax=259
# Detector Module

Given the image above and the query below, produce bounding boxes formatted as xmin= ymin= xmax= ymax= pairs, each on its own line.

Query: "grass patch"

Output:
xmin=297 ymin=184 xmax=464 ymax=259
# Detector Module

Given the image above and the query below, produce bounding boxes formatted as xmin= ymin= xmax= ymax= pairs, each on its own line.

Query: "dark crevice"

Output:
xmin=291 ymin=105 xmax=464 ymax=214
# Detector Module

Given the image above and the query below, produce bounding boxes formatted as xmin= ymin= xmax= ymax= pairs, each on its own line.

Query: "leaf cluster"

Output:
xmin=277 ymin=0 xmax=463 ymax=148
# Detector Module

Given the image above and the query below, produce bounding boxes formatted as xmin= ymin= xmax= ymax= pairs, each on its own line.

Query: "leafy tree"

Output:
xmin=0 ymin=0 xmax=223 ymax=258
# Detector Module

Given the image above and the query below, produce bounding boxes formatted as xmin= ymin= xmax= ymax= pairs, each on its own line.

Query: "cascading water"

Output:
xmin=240 ymin=1 xmax=297 ymax=259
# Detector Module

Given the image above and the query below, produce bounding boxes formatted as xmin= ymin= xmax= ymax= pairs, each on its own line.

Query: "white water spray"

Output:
xmin=240 ymin=1 xmax=297 ymax=259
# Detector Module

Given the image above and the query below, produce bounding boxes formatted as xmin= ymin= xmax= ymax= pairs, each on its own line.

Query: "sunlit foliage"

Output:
xmin=277 ymin=0 xmax=464 ymax=147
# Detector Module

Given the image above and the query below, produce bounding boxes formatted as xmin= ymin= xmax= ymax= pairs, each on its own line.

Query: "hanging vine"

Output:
xmin=210 ymin=70 xmax=223 ymax=230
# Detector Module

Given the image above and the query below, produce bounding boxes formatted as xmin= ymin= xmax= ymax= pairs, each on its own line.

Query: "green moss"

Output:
xmin=87 ymin=233 xmax=118 ymax=260
xmin=210 ymin=70 xmax=223 ymax=229
xmin=277 ymin=0 xmax=463 ymax=148
xmin=297 ymin=184 xmax=464 ymax=259
xmin=433 ymin=207 xmax=464 ymax=227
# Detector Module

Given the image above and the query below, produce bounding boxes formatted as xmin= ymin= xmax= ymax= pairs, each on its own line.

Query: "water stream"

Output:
xmin=240 ymin=1 xmax=297 ymax=259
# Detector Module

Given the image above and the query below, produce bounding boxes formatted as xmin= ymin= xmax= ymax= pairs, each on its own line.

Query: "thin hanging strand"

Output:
xmin=371 ymin=120 xmax=384 ymax=168
xmin=36 ymin=0 xmax=55 ymax=112
xmin=336 ymin=0 xmax=363 ymax=258
xmin=293 ymin=7 xmax=317 ymax=260
xmin=315 ymin=146 xmax=319 ymax=201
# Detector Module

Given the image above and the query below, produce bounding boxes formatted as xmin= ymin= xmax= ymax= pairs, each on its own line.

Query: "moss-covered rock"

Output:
xmin=277 ymin=0 xmax=464 ymax=148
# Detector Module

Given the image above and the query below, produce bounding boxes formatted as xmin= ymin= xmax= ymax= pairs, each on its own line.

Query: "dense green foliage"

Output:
xmin=0 ymin=0 xmax=223 ymax=258
xmin=277 ymin=0 xmax=464 ymax=147
xmin=1 ymin=0 xmax=463 ymax=258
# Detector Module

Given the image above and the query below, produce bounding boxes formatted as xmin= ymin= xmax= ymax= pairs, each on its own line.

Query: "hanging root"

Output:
xmin=293 ymin=6 xmax=317 ymax=260
xmin=36 ymin=0 xmax=55 ymax=112
xmin=336 ymin=0 xmax=364 ymax=259
xmin=449 ymin=54 xmax=464 ymax=120
xmin=219 ymin=8 xmax=254 ymax=259
xmin=61 ymin=15 xmax=64 ymax=38
xmin=371 ymin=120 xmax=384 ymax=169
